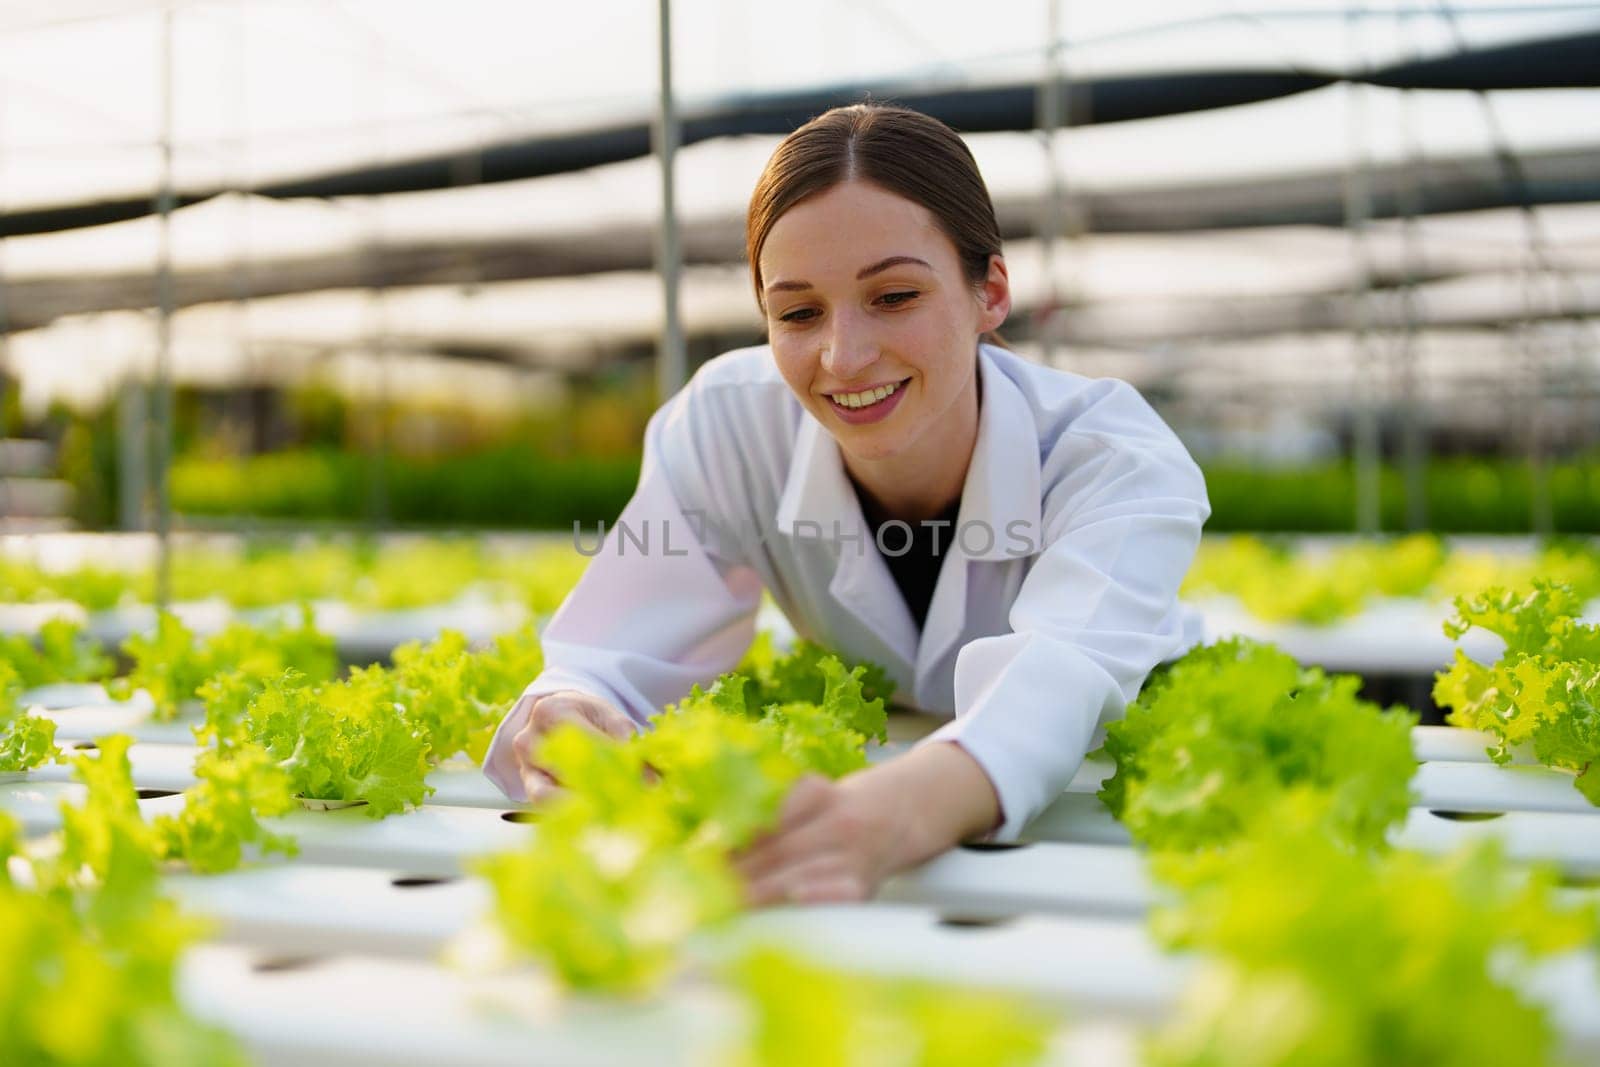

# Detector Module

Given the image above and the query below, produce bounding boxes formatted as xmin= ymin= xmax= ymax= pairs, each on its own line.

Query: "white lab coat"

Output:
xmin=483 ymin=343 xmax=1209 ymax=839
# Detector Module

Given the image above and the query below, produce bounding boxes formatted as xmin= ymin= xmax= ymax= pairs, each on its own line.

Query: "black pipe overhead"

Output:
xmin=1368 ymin=26 xmax=1600 ymax=90
xmin=2 ymin=27 xmax=1597 ymax=239
xmin=5 ymin=143 xmax=1596 ymax=334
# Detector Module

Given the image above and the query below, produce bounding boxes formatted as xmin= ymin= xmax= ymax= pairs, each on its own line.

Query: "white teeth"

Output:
xmin=831 ymin=381 xmax=901 ymax=409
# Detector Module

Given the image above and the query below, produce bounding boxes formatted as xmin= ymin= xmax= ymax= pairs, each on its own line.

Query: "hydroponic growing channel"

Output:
xmin=0 ymin=534 xmax=1596 ymax=1066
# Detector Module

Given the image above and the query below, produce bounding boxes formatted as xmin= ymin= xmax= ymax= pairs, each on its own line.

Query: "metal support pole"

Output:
xmin=0 ymin=83 xmax=10 ymax=515
xmin=152 ymin=3 xmax=177 ymax=608
xmin=1395 ymin=12 xmax=1428 ymax=531
xmin=1395 ymin=194 xmax=1428 ymax=532
xmin=1036 ymin=0 xmax=1064 ymax=366
xmin=653 ymin=0 xmax=685 ymax=401
xmin=366 ymin=276 xmax=389 ymax=530
xmin=1434 ymin=1 xmax=1577 ymax=534
xmin=1343 ymin=8 xmax=1382 ymax=535
xmin=362 ymin=36 xmax=389 ymax=532
xmin=226 ymin=5 xmax=257 ymax=480
xmin=1522 ymin=272 xmax=1552 ymax=536
xmin=118 ymin=383 xmax=148 ymax=532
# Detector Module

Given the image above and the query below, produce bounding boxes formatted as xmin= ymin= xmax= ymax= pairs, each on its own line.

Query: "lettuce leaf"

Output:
xmin=1100 ymin=638 xmax=1417 ymax=852
xmin=152 ymin=743 xmax=299 ymax=874
xmin=739 ymin=635 xmax=897 ymax=710
xmin=110 ymin=612 xmax=213 ymax=721
xmin=478 ymin=645 xmax=893 ymax=994
xmin=0 ymin=664 xmax=61 ymax=773
xmin=115 ymin=609 xmax=337 ymax=723
xmin=1435 ymin=582 xmax=1600 ymax=804
xmin=0 ymin=617 xmax=114 ymax=689
xmin=1148 ymin=793 xmax=1597 ymax=1067
xmin=0 ymin=799 xmax=248 ymax=1067
xmin=727 ymin=947 xmax=1053 ymax=1067
xmin=249 ymin=669 xmax=432 ymax=818
xmin=1185 ymin=535 xmax=1600 ymax=626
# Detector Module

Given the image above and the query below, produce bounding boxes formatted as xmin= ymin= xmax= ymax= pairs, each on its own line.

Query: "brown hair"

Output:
xmin=745 ymin=103 xmax=1003 ymax=315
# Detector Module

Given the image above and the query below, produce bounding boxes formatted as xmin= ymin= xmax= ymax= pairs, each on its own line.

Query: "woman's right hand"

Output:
xmin=511 ymin=690 xmax=636 ymax=803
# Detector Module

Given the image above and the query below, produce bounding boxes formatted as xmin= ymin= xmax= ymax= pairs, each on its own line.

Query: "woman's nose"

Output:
xmin=821 ymin=313 xmax=878 ymax=381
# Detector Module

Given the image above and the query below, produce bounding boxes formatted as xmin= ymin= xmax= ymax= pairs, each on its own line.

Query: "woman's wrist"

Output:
xmin=840 ymin=740 xmax=1002 ymax=873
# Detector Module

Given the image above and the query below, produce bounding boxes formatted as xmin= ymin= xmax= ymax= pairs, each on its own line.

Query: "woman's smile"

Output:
xmin=825 ymin=376 xmax=912 ymax=424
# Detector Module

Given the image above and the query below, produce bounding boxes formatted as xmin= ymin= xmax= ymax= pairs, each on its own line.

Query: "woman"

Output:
xmin=484 ymin=103 xmax=1208 ymax=905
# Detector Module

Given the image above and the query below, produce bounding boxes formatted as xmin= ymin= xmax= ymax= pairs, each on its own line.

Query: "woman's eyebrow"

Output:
xmin=857 ymin=255 xmax=931 ymax=279
xmin=765 ymin=255 xmax=932 ymax=295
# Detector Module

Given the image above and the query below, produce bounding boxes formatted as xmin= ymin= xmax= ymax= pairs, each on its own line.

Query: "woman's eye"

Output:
xmin=877 ymin=290 xmax=919 ymax=307
xmin=778 ymin=307 xmax=819 ymax=323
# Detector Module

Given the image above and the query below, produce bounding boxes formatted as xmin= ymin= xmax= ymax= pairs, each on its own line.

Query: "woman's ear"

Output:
xmin=976 ymin=254 xmax=1011 ymax=333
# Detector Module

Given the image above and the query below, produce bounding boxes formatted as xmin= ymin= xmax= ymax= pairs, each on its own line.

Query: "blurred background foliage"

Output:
xmin=26 ymin=377 xmax=1599 ymax=533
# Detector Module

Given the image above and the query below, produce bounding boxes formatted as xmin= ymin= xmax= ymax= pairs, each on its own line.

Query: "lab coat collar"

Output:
xmin=774 ymin=344 xmax=1044 ymax=560
xmin=772 ymin=347 xmax=1045 ymax=675
xmin=774 ymin=404 xmax=850 ymax=538
xmin=955 ymin=345 xmax=1045 ymax=562
xmin=774 ymin=402 xmax=918 ymax=665
xmin=913 ymin=347 xmax=1045 ymax=688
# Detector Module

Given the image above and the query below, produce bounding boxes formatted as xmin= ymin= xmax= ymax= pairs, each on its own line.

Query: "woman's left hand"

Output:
xmin=733 ymin=741 xmax=1002 ymax=907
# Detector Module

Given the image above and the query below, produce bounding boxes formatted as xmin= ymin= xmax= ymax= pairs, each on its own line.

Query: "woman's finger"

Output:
xmin=529 ymin=694 xmax=605 ymax=737
xmin=580 ymin=699 xmax=636 ymax=741
xmin=743 ymin=854 xmax=855 ymax=908
xmin=735 ymin=810 xmax=840 ymax=884
xmin=510 ymin=713 xmax=543 ymax=762
xmin=520 ymin=764 xmax=563 ymax=805
xmin=785 ymin=875 xmax=871 ymax=906
xmin=735 ymin=777 xmax=840 ymax=874
xmin=776 ymin=774 xmax=835 ymax=827
xmin=737 ymin=780 xmax=831 ymax=861
xmin=516 ymin=694 xmax=619 ymax=786
xmin=746 ymin=855 xmax=873 ymax=907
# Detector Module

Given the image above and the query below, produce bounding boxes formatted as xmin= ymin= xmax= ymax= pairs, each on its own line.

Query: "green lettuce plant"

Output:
xmin=1099 ymin=638 xmax=1417 ymax=852
xmin=1148 ymin=794 xmax=1597 ymax=1067
xmin=1434 ymin=582 xmax=1600 ymax=805
xmin=114 ymin=610 xmax=338 ymax=722
xmin=476 ymin=649 xmax=890 ymax=994
xmin=727 ymin=947 xmax=1053 ymax=1067
xmin=0 ymin=806 xmax=248 ymax=1067
xmin=0 ymin=618 xmax=114 ymax=689
xmin=0 ymin=664 xmax=61 ymax=774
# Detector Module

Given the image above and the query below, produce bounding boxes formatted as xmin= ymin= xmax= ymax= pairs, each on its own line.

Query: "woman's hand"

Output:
xmin=511 ymin=689 xmax=635 ymax=803
xmin=733 ymin=774 xmax=901 ymax=905
xmin=734 ymin=741 xmax=1002 ymax=906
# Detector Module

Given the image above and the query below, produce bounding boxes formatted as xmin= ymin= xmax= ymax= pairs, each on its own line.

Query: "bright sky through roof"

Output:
xmin=1 ymin=0 xmax=1597 ymax=414
xmin=0 ymin=0 xmax=1596 ymax=205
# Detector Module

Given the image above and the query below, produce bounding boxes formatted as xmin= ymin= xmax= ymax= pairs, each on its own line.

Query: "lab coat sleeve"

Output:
xmin=922 ymin=389 xmax=1210 ymax=840
xmin=482 ymin=391 xmax=764 ymax=801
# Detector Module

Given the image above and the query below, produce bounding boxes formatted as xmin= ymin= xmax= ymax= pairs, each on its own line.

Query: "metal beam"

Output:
xmin=654 ymin=0 xmax=685 ymax=401
xmin=152 ymin=2 xmax=176 ymax=606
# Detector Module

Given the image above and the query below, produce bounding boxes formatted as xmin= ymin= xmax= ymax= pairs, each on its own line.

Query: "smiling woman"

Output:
xmin=483 ymin=103 xmax=1211 ymax=905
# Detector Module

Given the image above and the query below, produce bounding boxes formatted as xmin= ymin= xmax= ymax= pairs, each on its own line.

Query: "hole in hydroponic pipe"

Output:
xmin=251 ymin=955 xmax=326 ymax=974
xmin=72 ymin=741 xmax=97 ymax=750
xmin=1428 ymin=810 xmax=1506 ymax=822
xmin=135 ymin=788 xmax=179 ymax=800
xmin=958 ymin=840 xmax=1032 ymax=852
xmin=937 ymin=914 xmax=1018 ymax=930
xmin=500 ymin=811 xmax=537 ymax=824
xmin=390 ymin=876 xmax=458 ymax=889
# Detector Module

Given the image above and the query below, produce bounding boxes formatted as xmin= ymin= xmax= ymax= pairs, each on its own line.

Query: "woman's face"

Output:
xmin=758 ymin=180 xmax=1010 ymax=467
